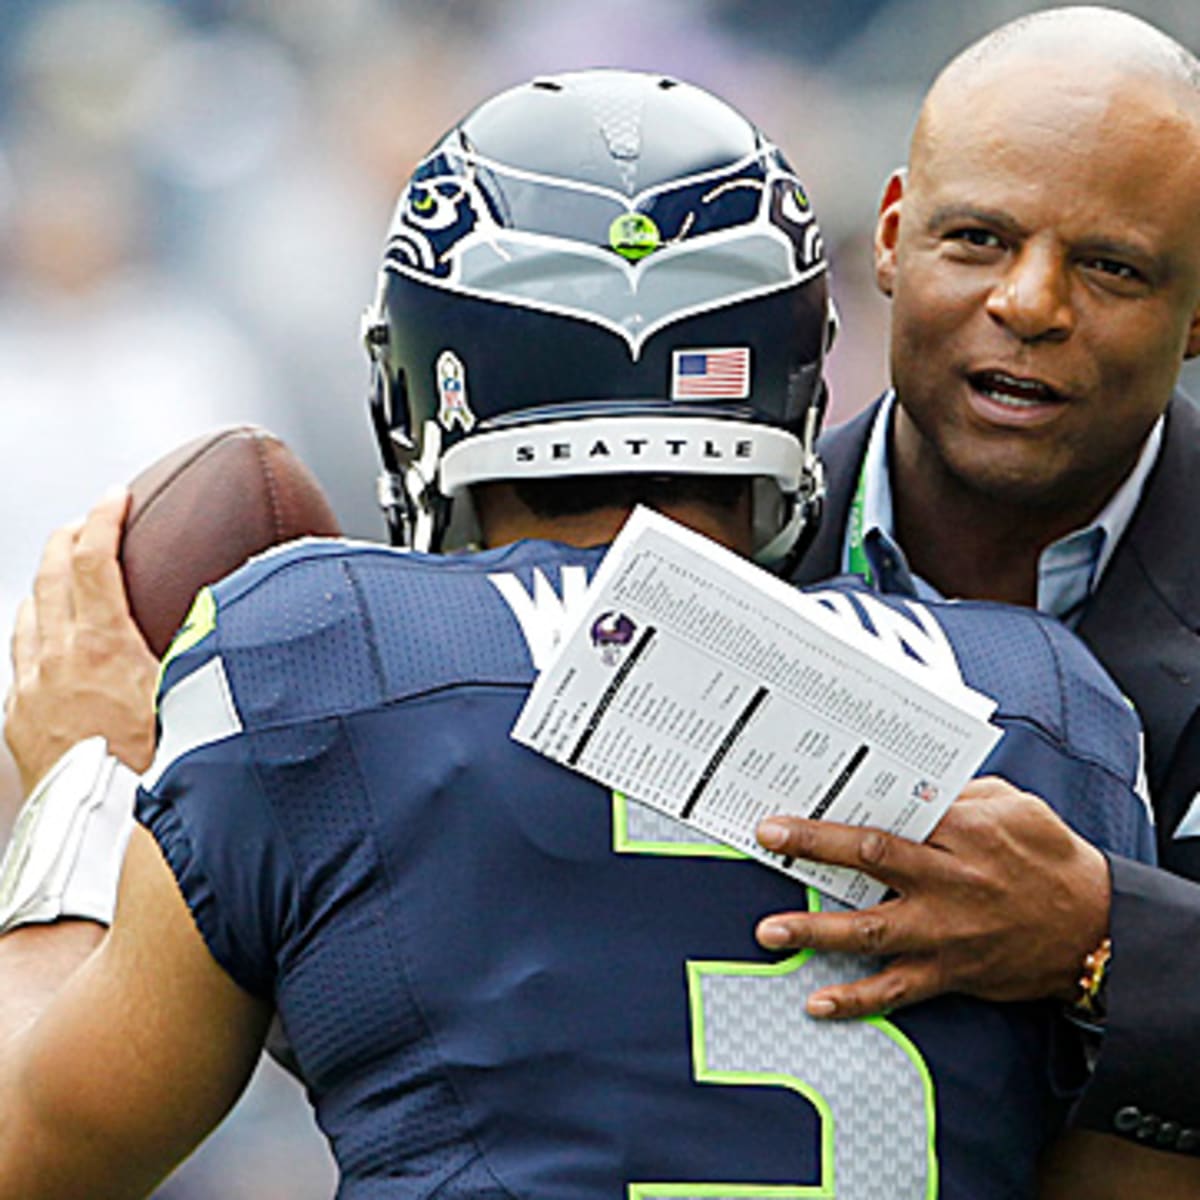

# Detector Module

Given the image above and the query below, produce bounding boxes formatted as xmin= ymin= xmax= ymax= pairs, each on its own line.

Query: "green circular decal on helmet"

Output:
xmin=609 ymin=212 xmax=661 ymax=261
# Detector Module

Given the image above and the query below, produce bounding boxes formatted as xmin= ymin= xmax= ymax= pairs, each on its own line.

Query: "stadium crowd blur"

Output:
xmin=1 ymin=1 xmax=1197 ymax=1195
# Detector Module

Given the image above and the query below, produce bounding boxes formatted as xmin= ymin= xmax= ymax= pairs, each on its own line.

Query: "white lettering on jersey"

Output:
xmin=796 ymin=587 xmax=966 ymax=687
xmin=489 ymin=565 xmax=591 ymax=670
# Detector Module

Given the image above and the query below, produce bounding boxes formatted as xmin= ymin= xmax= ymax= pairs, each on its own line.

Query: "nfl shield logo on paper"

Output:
xmin=671 ymin=347 xmax=751 ymax=400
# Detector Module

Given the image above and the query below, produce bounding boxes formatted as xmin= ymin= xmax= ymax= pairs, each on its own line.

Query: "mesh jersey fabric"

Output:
xmin=136 ymin=535 xmax=1153 ymax=1200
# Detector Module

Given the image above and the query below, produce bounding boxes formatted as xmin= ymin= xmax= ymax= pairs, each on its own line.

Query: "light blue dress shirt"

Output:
xmin=844 ymin=392 xmax=1165 ymax=628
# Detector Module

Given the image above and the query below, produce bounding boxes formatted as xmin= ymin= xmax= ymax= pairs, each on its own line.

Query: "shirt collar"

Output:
xmin=857 ymin=390 xmax=899 ymax=554
xmin=1087 ymin=415 xmax=1163 ymax=582
xmin=846 ymin=391 xmax=1165 ymax=619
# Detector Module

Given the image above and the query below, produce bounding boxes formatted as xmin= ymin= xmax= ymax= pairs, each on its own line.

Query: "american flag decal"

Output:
xmin=671 ymin=347 xmax=751 ymax=400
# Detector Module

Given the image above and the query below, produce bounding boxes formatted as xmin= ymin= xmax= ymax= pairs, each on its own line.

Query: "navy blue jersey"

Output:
xmin=136 ymin=536 xmax=1153 ymax=1200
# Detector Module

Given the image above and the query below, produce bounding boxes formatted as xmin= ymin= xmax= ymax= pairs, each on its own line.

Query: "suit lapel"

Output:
xmin=1077 ymin=394 xmax=1200 ymax=824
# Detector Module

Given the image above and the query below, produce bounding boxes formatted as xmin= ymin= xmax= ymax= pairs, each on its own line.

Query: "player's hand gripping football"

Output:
xmin=754 ymin=777 xmax=1111 ymax=1015
xmin=5 ymin=488 xmax=158 ymax=794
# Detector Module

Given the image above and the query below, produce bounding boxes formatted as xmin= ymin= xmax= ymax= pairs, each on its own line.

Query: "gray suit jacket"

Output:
xmin=794 ymin=392 xmax=1200 ymax=1147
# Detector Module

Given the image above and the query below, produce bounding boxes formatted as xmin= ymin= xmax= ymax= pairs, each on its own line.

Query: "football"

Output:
xmin=120 ymin=424 xmax=343 ymax=657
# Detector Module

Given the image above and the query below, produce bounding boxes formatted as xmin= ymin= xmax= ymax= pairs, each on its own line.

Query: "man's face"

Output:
xmin=876 ymin=64 xmax=1200 ymax=515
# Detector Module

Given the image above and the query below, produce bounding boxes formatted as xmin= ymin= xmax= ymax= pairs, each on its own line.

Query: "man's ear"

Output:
xmin=873 ymin=169 xmax=906 ymax=299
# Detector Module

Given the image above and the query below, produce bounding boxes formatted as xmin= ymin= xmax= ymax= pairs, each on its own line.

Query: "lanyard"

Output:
xmin=846 ymin=452 xmax=874 ymax=584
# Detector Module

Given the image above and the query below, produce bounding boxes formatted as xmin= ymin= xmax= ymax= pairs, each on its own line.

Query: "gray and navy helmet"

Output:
xmin=363 ymin=68 xmax=835 ymax=566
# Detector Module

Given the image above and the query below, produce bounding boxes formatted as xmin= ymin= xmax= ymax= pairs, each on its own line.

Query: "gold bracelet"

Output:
xmin=1072 ymin=936 xmax=1112 ymax=1017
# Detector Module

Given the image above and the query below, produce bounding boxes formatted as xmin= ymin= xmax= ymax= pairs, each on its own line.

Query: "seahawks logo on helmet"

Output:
xmin=385 ymin=152 xmax=481 ymax=279
xmin=381 ymin=134 xmax=825 ymax=358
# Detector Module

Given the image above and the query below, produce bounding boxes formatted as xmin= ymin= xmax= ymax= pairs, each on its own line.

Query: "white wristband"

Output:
xmin=0 ymin=737 xmax=136 ymax=934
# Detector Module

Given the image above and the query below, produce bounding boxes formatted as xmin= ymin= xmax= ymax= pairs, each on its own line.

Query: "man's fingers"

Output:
xmin=756 ymin=815 xmax=940 ymax=891
xmin=70 ymin=487 xmax=131 ymax=623
xmin=31 ymin=523 xmax=82 ymax=635
xmin=9 ymin=598 xmax=37 ymax=682
xmin=756 ymin=898 xmax=914 ymax=958
xmin=801 ymin=957 xmax=944 ymax=1021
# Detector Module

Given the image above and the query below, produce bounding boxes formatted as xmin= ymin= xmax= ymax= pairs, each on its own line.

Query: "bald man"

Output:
xmin=764 ymin=4 xmax=1200 ymax=1160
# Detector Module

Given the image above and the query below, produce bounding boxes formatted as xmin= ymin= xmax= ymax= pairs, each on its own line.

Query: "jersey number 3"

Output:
xmin=614 ymin=796 xmax=938 ymax=1200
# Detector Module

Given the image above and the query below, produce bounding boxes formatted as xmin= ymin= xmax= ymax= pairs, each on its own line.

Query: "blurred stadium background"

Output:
xmin=0 ymin=2 xmax=1196 ymax=1195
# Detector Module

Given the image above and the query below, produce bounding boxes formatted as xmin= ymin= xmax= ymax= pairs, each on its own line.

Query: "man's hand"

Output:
xmin=5 ymin=488 xmax=159 ymax=794
xmin=755 ymin=777 xmax=1111 ymax=1017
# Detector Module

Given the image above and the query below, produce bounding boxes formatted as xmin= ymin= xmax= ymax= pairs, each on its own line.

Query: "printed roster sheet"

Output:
xmin=512 ymin=507 xmax=1002 ymax=907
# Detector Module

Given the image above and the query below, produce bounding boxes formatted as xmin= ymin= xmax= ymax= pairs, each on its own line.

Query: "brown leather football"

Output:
xmin=120 ymin=425 xmax=342 ymax=657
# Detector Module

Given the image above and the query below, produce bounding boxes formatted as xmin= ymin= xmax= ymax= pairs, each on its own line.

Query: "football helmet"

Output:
xmin=363 ymin=69 xmax=835 ymax=568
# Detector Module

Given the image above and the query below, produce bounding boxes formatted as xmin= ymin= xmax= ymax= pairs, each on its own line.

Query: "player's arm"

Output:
xmin=751 ymin=777 xmax=1111 ymax=1015
xmin=0 ymin=825 xmax=269 ymax=1199
xmin=1038 ymin=1129 xmax=1200 ymax=1197
xmin=0 ymin=489 xmax=269 ymax=1196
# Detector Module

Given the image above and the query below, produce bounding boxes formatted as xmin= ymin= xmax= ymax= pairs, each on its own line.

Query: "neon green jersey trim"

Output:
xmin=155 ymin=586 xmax=218 ymax=701
xmin=611 ymin=792 xmax=747 ymax=861
xmin=612 ymin=793 xmax=938 ymax=1199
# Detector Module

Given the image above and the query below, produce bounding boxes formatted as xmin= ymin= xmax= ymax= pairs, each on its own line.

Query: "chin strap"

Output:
xmin=0 ymin=737 xmax=136 ymax=933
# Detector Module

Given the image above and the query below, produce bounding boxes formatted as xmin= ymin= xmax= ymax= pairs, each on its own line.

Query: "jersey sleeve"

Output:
xmin=134 ymin=584 xmax=295 ymax=998
xmin=1005 ymin=610 xmax=1157 ymax=866
xmin=134 ymin=540 xmax=410 ymax=1000
xmin=136 ymin=734 xmax=288 ymax=999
